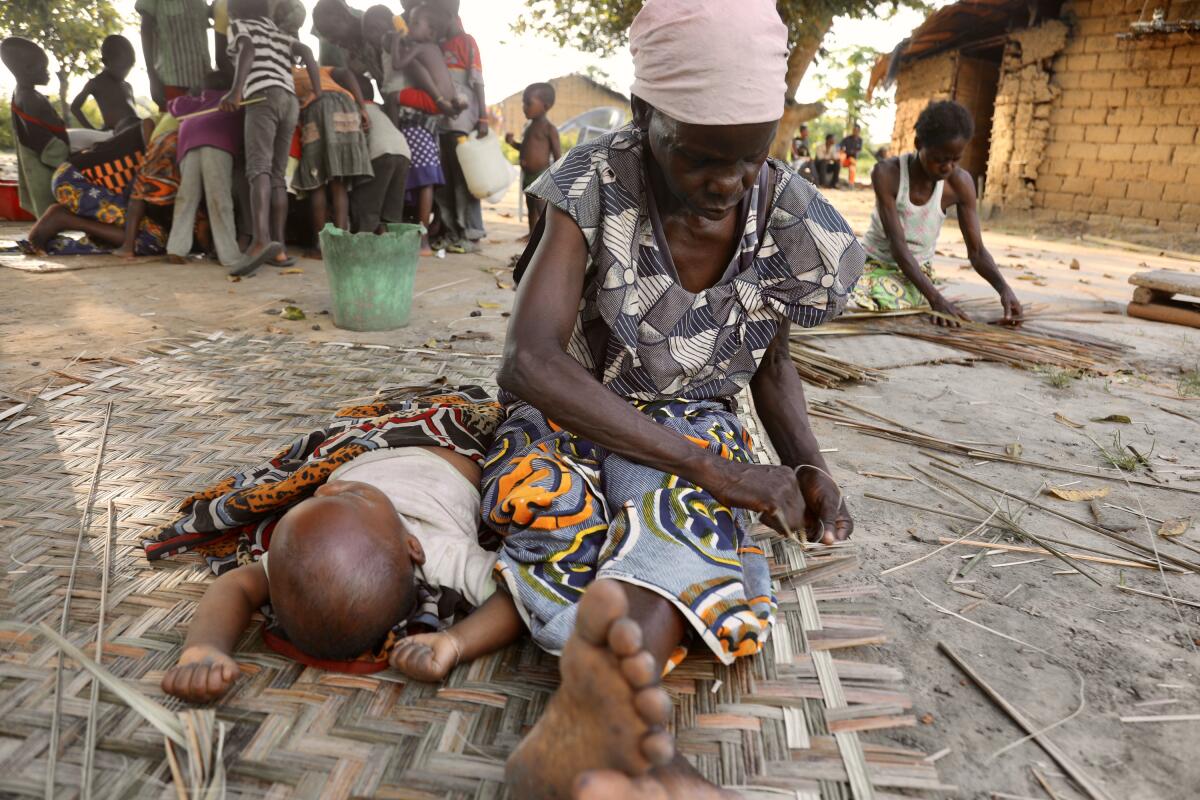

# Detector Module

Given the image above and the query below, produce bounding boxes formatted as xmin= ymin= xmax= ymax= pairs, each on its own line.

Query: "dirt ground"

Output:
xmin=3 ymin=183 xmax=1199 ymax=799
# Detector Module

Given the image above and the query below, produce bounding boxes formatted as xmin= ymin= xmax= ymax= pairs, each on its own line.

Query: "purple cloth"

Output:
xmin=168 ymin=90 xmax=244 ymax=162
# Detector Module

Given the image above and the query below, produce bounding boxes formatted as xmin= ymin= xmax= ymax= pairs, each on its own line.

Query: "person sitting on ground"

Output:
xmin=856 ymin=99 xmax=1023 ymax=326
xmin=137 ymin=0 xmax=211 ymax=110
xmin=25 ymin=119 xmax=168 ymax=256
xmin=291 ymin=65 xmax=374 ymax=257
xmin=838 ymin=123 xmax=863 ymax=189
xmin=487 ymin=1 xmax=862 ymax=795
xmin=2 ymin=37 xmax=71 ymax=220
xmin=222 ymin=0 xmax=322 ymax=276
xmin=165 ymin=71 xmax=246 ymax=267
xmin=814 ymin=132 xmax=840 ymax=188
xmin=113 ymin=109 xmax=186 ymax=259
xmin=148 ymin=387 xmax=527 ymax=701
xmin=70 ymin=35 xmax=141 ymax=134
xmin=505 ymin=82 xmax=560 ymax=240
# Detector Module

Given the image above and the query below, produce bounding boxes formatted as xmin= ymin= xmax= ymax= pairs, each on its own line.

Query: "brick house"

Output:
xmin=493 ymin=73 xmax=629 ymax=140
xmin=871 ymin=0 xmax=1200 ymax=233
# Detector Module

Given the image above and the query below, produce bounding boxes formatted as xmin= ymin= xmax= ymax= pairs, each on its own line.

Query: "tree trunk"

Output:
xmin=771 ymin=12 xmax=836 ymax=159
xmin=57 ymin=70 xmax=70 ymax=124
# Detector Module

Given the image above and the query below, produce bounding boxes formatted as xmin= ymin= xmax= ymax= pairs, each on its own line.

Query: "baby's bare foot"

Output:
xmin=504 ymin=579 xmax=676 ymax=800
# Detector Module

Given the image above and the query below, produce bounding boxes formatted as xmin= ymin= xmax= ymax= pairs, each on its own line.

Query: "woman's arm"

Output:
xmin=70 ymin=82 xmax=97 ymax=130
xmin=871 ymin=160 xmax=966 ymax=326
xmin=950 ymin=169 xmax=1023 ymax=326
xmin=501 ymin=205 xmax=808 ymax=534
xmin=161 ymin=562 xmax=270 ymax=702
xmin=749 ymin=323 xmax=852 ymax=543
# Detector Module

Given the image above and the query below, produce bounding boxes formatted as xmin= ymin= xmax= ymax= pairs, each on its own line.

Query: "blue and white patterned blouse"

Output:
xmin=529 ymin=125 xmax=865 ymax=403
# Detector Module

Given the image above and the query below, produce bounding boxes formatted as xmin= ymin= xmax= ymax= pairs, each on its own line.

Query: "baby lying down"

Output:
xmin=147 ymin=388 xmax=523 ymax=703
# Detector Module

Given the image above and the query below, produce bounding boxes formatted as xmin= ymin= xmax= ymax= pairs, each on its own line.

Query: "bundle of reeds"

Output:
xmin=791 ymin=299 xmax=1126 ymax=380
xmin=788 ymin=339 xmax=886 ymax=388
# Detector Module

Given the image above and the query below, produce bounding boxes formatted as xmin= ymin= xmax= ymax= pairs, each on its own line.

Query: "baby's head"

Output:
xmin=268 ymin=481 xmax=425 ymax=660
xmin=101 ymin=35 xmax=136 ymax=79
xmin=522 ymin=83 xmax=555 ymax=120
xmin=1 ymin=37 xmax=50 ymax=87
xmin=406 ymin=3 xmax=451 ymax=42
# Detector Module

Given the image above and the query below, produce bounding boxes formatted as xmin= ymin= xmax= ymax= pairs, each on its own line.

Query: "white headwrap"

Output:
xmin=629 ymin=0 xmax=789 ymax=126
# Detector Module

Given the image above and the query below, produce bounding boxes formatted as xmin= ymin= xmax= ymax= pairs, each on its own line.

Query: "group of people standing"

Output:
xmin=4 ymin=0 xmax=492 ymax=274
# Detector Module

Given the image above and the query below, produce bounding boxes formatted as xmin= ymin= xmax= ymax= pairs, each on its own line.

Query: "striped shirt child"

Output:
xmin=227 ymin=16 xmax=297 ymax=98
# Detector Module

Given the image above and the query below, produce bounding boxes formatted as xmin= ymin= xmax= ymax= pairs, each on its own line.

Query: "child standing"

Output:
xmin=165 ymin=72 xmax=245 ymax=267
xmin=136 ymin=0 xmax=211 ymax=110
xmin=223 ymin=0 xmax=322 ymax=276
xmin=505 ymin=82 xmax=560 ymax=238
xmin=70 ymin=35 xmax=140 ymax=133
xmin=1 ymin=37 xmax=70 ymax=219
xmin=291 ymin=65 xmax=374 ymax=256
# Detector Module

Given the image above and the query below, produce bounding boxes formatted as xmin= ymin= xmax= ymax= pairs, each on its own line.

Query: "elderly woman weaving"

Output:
xmin=485 ymin=1 xmax=864 ymax=797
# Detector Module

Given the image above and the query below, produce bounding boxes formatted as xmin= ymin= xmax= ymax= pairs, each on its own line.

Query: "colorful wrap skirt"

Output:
xmin=129 ymin=130 xmax=180 ymax=206
xmin=481 ymin=399 xmax=777 ymax=667
xmin=849 ymin=256 xmax=936 ymax=311
xmin=51 ymin=163 xmax=167 ymax=255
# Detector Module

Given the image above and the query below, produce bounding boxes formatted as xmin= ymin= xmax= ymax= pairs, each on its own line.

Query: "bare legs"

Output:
xmin=112 ymin=197 xmax=147 ymax=259
xmin=505 ymin=580 xmax=736 ymax=799
xmin=28 ymin=203 xmax=126 ymax=252
xmin=417 ymin=184 xmax=434 ymax=254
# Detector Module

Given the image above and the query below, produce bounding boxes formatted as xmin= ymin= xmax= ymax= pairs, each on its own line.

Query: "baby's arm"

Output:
xmin=70 ymin=80 xmax=97 ymax=130
xmin=161 ymin=561 xmax=269 ymax=702
xmin=390 ymin=590 xmax=523 ymax=682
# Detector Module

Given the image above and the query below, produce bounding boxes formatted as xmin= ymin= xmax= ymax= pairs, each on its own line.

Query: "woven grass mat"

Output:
xmin=0 ymin=332 xmax=948 ymax=799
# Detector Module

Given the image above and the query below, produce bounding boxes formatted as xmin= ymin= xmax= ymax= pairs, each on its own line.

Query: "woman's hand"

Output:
xmin=797 ymin=466 xmax=853 ymax=544
xmin=161 ymin=645 xmax=239 ymax=703
xmin=928 ymin=294 xmax=970 ymax=327
xmin=998 ymin=286 xmax=1023 ymax=327
xmin=706 ymin=462 xmax=807 ymax=539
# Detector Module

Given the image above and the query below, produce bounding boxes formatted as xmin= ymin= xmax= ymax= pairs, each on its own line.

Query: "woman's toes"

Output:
xmin=633 ymin=686 xmax=672 ymax=727
xmin=608 ymin=617 xmax=643 ymax=657
xmin=639 ymin=729 xmax=676 ymax=767
xmin=575 ymin=579 xmax=628 ymax=646
xmin=620 ymin=650 xmax=657 ymax=688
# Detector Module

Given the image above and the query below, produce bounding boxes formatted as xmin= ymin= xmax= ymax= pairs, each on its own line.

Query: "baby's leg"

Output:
xmin=412 ymin=44 xmax=458 ymax=108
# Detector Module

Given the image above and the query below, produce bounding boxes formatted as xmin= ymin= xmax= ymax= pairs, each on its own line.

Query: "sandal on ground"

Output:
xmin=228 ymin=242 xmax=283 ymax=277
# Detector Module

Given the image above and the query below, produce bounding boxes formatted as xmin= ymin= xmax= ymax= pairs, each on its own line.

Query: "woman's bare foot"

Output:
xmin=27 ymin=204 xmax=71 ymax=252
xmin=504 ymin=579 xmax=677 ymax=800
xmin=113 ymin=244 xmax=137 ymax=259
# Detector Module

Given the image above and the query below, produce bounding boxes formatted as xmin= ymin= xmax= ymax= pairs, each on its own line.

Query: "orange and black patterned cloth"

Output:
xmin=143 ymin=385 xmax=502 ymax=672
xmin=66 ymin=123 xmax=146 ymax=196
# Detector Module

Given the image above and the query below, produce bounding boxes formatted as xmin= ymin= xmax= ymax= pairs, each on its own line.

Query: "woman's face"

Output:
xmin=639 ymin=100 xmax=778 ymax=222
xmin=916 ymin=136 xmax=968 ymax=182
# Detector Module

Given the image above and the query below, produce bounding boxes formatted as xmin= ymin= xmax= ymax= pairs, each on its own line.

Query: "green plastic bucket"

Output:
xmin=320 ymin=223 xmax=421 ymax=331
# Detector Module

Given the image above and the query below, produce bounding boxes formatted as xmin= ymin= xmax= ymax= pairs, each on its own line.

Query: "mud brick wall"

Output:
xmin=1036 ymin=0 xmax=1200 ymax=231
xmin=984 ymin=21 xmax=1069 ymax=211
xmin=891 ymin=52 xmax=957 ymax=154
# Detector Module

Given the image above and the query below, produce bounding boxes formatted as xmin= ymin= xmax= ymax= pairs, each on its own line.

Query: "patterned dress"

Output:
xmin=482 ymin=125 xmax=864 ymax=665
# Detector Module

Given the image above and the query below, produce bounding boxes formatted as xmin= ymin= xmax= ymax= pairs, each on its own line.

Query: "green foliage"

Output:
xmin=814 ymin=45 xmax=889 ymax=130
xmin=1036 ymin=366 xmax=1083 ymax=389
xmin=0 ymin=98 xmax=13 ymax=151
xmin=0 ymin=0 xmax=125 ymax=117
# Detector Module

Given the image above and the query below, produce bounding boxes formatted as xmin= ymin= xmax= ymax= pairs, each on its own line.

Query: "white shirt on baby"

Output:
xmin=264 ymin=447 xmax=497 ymax=607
